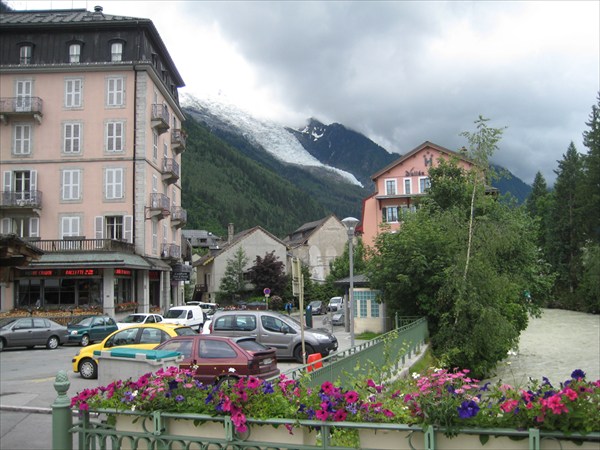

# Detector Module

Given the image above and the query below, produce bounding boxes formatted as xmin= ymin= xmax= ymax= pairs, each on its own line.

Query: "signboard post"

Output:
xmin=263 ymin=288 xmax=271 ymax=309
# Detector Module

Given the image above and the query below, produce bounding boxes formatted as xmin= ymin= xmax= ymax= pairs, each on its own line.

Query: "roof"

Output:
xmin=0 ymin=6 xmax=185 ymax=87
xmin=283 ymin=215 xmax=339 ymax=247
xmin=193 ymin=226 xmax=287 ymax=267
xmin=370 ymin=141 xmax=473 ymax=181
xmin=0 ymin=233 xmax=44 ymax=267
xmin=25 ymin=252 xmax=159 ymax=270
xmin=333 ymin=273 xmax=370 ymax=286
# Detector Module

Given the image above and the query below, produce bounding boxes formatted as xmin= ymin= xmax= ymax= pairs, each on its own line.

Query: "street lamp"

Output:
xmin=342 ymin=216 xmax=359 ymax=348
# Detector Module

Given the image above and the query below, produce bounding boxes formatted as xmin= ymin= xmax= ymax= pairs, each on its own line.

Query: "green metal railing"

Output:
xmin=283 ymin=316 xmax=428 ymax=387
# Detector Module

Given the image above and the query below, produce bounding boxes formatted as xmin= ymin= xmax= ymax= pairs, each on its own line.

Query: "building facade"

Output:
xmin=283 ymin=215 xmax=348 ymax=283
xmin=0 ymin=6 xmax=187 ymax=315
xmin=361 ymin=141 xmax=475 ymax=248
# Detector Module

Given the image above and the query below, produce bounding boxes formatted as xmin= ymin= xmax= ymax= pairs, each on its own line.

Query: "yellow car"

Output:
xmin=72 ymin=323 xmax=196 ymax=379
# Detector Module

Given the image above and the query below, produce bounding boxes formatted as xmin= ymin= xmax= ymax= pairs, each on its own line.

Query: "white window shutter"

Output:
xmin=1 ymin=218 xmax=11 ymax=233
xmin=3 ymin=171 xmax=12 ymax=197
xmin=74 ymin=170 xmax=80 ymax=199
xmin=29 ymin=217 xmax=39 ymax=237
xmin=61 ymin=217 xmax=69 ymax=237
xmin=124 ymin=215 xmax=133 ymax=243
xmin=95 ymin=216 xmax=104 ymax=239
xmin=116 ymin=168 xmax=123 ymax=198
xmin=30 ymin=170 xmax=37 ymax=192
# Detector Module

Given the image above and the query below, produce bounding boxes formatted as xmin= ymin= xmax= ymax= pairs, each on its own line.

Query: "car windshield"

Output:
xmin=121 ymin=315 xmax=145 ymax=324
xmin=309 ymin=302 xmax=321 ymax=307
xmin=165 ymin=310 xmax=186 ymax=319
xmin=274 ymin=313 xmax=306 ymax=330
xmin=73 ymin=317 xmax=94 ymax=327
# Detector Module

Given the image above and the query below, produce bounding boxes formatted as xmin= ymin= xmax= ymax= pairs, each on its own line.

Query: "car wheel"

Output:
xmin=46 ymin=336 xmax=59 ymax=350
xmin=79 ymin=358 xmax=98 ymax=379
xmin=80 ymin=334 xmax=90 ymax=347
xmin=294 ymin=344 xmax=315 ymax=363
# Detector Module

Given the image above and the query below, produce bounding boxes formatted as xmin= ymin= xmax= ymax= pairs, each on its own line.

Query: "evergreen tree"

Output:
xmin=581 ymin=93 xmax=600 ymax=243
xmin=218 ymin=247 xmax=249 ymax=303
xmin=526 ymin=171 xmax=553 ymax=252
xmin=547 ymin=142 xmax=584 ymax=300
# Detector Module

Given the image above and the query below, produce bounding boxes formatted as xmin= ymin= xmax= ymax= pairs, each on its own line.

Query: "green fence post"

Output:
xmin=52 ymin=370 xmax=73 ymax=450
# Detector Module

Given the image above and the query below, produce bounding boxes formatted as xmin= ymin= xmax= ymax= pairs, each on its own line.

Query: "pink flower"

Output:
xmin=315 ymin=409 xmax=329 ymax=421
xmin=344 ymin=390 xmax=359 ymax=404
xmin=333 ymin=409 xmax=347 ymax=421
xmin=500 ymin=399 xmax=519 ymax=413
xmin=563 ymin=388 xmax=578 ymax=401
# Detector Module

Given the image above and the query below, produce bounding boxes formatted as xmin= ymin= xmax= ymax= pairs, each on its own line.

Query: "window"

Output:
xmin=65 ymin=78 xmax=82 ymax=108
xmin=69 ymin=44 xmax=81 ymax=63
xmin=61 ymin=216 xmax=81 ymax=238
xmin=152 ymin=174 xmax=158 ymax=192
xmin=13 ymin=124 xmax=31 ymax=155
xmin=404 ymin=178 xmax=412 ymax=195
xmin=382 ymin=206 xmax=399 ymax=223
xmin=106 ymin=121 xmax=124 ymax=152
xmin=111 ymin=42 xmax=123 ymax=62
xmin=152 ymin=130 xmax=158 ymax=160
xmin=19 ymin=45 xmax=32 ymax=64
xmin=105 ymin=168 xmax=124 ymax=200
xmin=152 ymin=220 xmax=158 ymax=253
xmin=1 ymin=217 xmax=39 ymax=238
xmin=106 ymin=77 xmax=124 ymax=107
xmin=419 ymin=177 xmax=431 ymax=193
xmin=106 ymin=216 xmax=123 ymax=240
xmin=16 ymin=80 xmax=32 ymax=111
xmin=385 ymin=179 xmax=397 ymax=195
xmin=199 ymin=340 xmax=236 ymax=358
xmin=63 ymin=123 xmax=81 ymax=153
xmin=5 ymin=170 xmax=36 ymax=201
xmin=163 ymin=142 xmax=168 ymax=157
xmin=61 ymin=169 xmax=81 ymax=200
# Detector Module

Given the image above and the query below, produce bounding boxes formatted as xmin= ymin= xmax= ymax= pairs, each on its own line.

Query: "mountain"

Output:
xmin=180 ymin=95 xmax=531 ymax=237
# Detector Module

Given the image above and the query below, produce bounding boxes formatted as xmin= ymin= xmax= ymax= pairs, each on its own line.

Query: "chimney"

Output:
xmin=227 ymin=223 xmax=234 ymax=244
xmin=94 ymin=5 xmax=103 ymax=12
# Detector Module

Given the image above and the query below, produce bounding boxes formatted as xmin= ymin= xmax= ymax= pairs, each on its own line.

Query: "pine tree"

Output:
xmin=581 ymin=93 xmax=600 ymax=243
xmin=547 ymin=142 xmax=584 ymax=299
xmin=526 ymin=171 xmax=552 ymax=251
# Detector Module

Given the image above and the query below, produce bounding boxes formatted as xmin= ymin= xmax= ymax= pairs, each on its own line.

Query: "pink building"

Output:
xmin=361 ymin=141 xmax=475 ymax=249
xmin=0 ymin=6 xmax=187 ymax=315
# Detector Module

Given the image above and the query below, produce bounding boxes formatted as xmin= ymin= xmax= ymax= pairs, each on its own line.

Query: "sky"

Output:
xmin=8 ymin=0 xmax=600 ymax=185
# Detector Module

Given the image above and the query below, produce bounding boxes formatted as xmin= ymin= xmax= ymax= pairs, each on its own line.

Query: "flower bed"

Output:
xmin=72 ymin=367 xmax=600 ymax=448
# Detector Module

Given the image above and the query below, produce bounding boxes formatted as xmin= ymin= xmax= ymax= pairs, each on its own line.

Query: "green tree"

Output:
xmin=247 ymin=251 xmax=287 ymax=297
xmin=580 ymin=93 xmax=600 ymax=244
xmin=546 ymin=142 xmax=585 ymax=301
xmin=526 ymin=171 xmax=553 ymax=255
xmin=366 ymin=117 xmax=545 ymax=378
xmin=218 ymin=247 xmax=249 ymax=303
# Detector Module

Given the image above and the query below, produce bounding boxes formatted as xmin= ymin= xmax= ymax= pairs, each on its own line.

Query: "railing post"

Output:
xmin=52 ymin=370 xmax=73 ymax=450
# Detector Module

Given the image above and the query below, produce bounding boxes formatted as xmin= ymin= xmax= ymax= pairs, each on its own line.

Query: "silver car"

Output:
xmin=0 ymin=317 xmax=69 ymax=351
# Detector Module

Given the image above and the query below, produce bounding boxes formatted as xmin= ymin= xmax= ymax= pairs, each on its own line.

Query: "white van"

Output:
xmin=328 ymin=297 xmax=344 ymax=312
xmin=186 ymin=301 xmax=218 ymax=318
xmin=162 ymin=305 xmax=205 ymax=332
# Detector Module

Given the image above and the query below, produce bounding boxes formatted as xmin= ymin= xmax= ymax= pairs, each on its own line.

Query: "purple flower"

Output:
xmin=457 ymin=400 xmax=480 ymax=419
xmin=175 ymin=395 xmax=184 ymax=402
xmin=571 ymin=369 xmax=586 ymax=380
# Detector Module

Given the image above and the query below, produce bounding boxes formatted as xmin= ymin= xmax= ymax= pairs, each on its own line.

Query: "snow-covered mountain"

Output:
xmin=182 ymin=94 xmax=363 ymax=187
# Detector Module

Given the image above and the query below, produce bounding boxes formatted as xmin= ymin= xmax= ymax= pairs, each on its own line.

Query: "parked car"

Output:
xmin=67 ymin=315 xmax=118 ymax=346
xmin=210 ymin=310 xmax=338 ymax=363
xmin=154 ymin=335 xmax=280 ymax=385
xmin=71 ymin=323 xmax=196 ymax=379
xmin=331 ymin=311 xmax=345 ymax=326
xmin=0 ymin=317 xmax=69 ymax=351
xmin=117 ymin=313 xmax=164 ymax=329
xmin=185 ymin=301 xmax=219 ymax=319
xmin=162 ymin=305 xmax=205 ymax=332
xmin=308 ymin=300 xmax=324 ymax=315
xmin=327 ymin=296 xmax=344 ymax=312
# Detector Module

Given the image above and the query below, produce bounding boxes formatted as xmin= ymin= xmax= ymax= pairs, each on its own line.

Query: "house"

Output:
xmin=283 ymin=215 xmax=348 ymax=283
xmin=193 ymin=224 xmax=288 ymax=303
xmin=0 ymin=6 xmax=186 ymax=315
xmin=361 ymin=141 xmax=476 ymax=249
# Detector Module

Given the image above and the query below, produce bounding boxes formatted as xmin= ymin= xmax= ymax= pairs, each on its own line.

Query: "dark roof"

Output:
xmin=283 ymin=215 xmax=339 ymax=247
xmin=333 ymin=273 xmax=369 ymax=286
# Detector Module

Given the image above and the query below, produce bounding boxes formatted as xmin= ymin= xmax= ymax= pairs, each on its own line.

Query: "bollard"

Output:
xmin=52 ymin=370 xmax=73 ymax=450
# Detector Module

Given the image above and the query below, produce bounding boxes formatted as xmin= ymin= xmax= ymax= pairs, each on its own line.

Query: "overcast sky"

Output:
xmin=10 ymin=0 xmax=600 ymax=185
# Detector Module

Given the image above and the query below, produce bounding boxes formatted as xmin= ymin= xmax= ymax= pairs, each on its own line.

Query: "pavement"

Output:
xmin=0 ymin=313 xmax=427 ymax=450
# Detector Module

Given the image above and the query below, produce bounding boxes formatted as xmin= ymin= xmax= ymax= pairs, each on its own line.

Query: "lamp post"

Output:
xmin=342 ymin=216 xmax=359 ymax=348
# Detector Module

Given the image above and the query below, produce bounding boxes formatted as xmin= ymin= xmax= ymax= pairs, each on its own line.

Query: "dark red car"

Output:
xmin=154 ymin=335 xmax=280 ymax=385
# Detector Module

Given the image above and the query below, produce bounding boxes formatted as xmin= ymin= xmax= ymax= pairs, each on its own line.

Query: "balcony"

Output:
xmin=160 ymin=243 xmax=181 ymax=260
xmin=162 ymin=158 xmax=180 ymax=184
xmin=31 ymin=238 xmax=135 ymax=253
xmin=146 ymin=193 xmax=170 ymax=219
xmin=171 ymin=129 xmax=186 ymax=154
xmin=170 ymin=206 xmax=187 ymax=228
xmin=0 ymin=97 xmax=43 ymax=125
xmin=151 ymin=104 xmax=170 ymax=134
xmin=0 ymin=191 xmax=42 ymax=211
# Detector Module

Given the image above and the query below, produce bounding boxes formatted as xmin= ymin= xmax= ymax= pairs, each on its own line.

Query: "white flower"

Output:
xmin=131 ymin=405 xmax=136 ymax=411
xmin=411 ymin=372 xmax=421 ymax=379
xmin=228 ymin=367 xmax=236 ymax=373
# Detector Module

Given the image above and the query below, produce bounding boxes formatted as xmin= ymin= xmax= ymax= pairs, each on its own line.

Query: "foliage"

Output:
xmin=217 ymin=247 xmax=249 ymax=303
xmin=581 ymin=93 xmax=600 ymax=244
xmin=578 ymin=244 xmax=600 ymax=313
xmin=71 ymin=367 xmax=600 ymax=438
xmin=247 ymin=251 xmax=287 ymax=297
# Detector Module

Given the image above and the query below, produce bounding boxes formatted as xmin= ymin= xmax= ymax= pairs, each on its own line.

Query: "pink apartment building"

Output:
xmin=0 ymin=6 xmax=187 ymax=315
xmin=361 ymin=141 xmax=475 ymax=249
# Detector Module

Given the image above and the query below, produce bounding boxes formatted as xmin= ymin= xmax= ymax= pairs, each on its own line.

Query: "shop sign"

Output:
xmin=171 ymin=264 xmax=191 ymax=282
xmin=115 ymin=268 xmax=133 ymax=277
xmin=19 ymin=268 xmax=98 ymax=277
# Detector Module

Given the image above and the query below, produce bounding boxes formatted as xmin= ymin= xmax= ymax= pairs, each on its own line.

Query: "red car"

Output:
xmin=154 ymin=335 xmax=280 ymax=385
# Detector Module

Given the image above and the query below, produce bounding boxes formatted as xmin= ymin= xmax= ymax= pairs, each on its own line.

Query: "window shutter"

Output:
xmin=116 ymin=168 xmax=123 ymax=198
xmin=1 ymin=218 xmax=11 ymax=234
xmin=73 ymin=170 xmax=80 ymax=199
xmin=30 ymin=170 xmax=37 ymax=191
xmin=382 ymin=207 xmax=387 ymax=222
xmin=29 ymin=217 xmax=39 ymax=237
xmin=124 ymin=215 xmax=133 ymax=243
xmin=95 ymin=216 xmax=104 ymax=239
xmin=3 ymin=171 xmax=11 ymax=194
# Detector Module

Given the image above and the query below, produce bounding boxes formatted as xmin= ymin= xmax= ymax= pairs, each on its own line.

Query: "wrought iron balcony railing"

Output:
xmin=171 ymin=129 xmax=187 ymax=153
xmin=160 ymin=243 xmax=181 ymax=260
xmin=162 ymin=158 xmax=180 ymax=183
xmin=151 ymin=104 xmax=170 ymax=134
xmin=0 ymin=97 xmax=43 ymax=124
xmin=0 ymin=190 xmax=43 ymax=209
